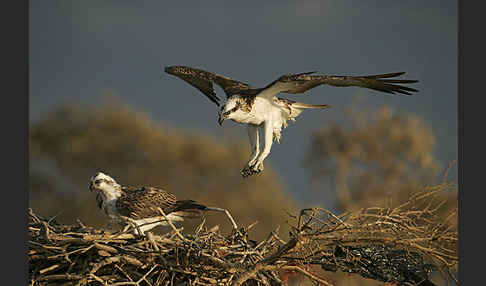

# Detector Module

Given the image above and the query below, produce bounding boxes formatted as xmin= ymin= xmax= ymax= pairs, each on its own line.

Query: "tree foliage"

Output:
xmin=305 ymin=105 xmax=458 ymax=285
xmin=307 ymin=105 xmax=454 ymax=211
xmin=29 ymin=101 xmax=297 ymax=240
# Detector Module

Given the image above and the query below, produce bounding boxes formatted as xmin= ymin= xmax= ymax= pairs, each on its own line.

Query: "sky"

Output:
xmin=29 ymin=0 xmax=457 ymax=207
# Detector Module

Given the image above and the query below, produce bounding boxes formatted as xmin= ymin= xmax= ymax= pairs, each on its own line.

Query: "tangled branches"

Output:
xmin=285 ymin=183 xmax=458 ymax=285
xmin=29 ymin=183 xmax=457 ymax=286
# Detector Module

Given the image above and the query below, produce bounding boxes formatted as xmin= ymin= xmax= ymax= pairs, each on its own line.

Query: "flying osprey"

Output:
xmin=165 ymin=65 xmax=418 ymax=177
xmin=89 ymin=172 xmax=236 ymax=235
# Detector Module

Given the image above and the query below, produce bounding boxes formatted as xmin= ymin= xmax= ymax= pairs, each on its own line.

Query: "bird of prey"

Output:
xmin=165 ymin=65 xmax=418 ymax=177
xmin=89 ymin=172 xmax=237 ymax=235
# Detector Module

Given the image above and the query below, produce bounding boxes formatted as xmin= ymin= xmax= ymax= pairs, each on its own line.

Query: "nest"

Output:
xmin=29 ymin=184 xmax=458 ymax=286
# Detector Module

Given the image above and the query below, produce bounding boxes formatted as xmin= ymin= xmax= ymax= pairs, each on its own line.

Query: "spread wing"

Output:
xmin=165 ymin=65 xmax=258 ymax=106
xmin=116 ymin=186 xmax=207 ymax=219
xmin=261 ymin=71 xmax=419 ymax=98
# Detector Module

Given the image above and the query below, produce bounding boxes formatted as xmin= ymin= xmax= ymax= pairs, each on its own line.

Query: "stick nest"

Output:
xmin=29 ymin=184 xmax=457 ymax=286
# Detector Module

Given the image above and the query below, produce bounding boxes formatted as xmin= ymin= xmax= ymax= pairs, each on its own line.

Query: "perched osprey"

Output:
xmin=89 ymin=172 xmax=234 ymax=235
xmin=165 ymin=66 xmax=418 ymax=177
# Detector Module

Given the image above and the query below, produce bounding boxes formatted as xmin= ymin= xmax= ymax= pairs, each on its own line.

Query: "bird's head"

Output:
xmin=218 ymin=97 xmax=243 ymax=126
xmin=89 ymin=172 xmax=122 ymax=199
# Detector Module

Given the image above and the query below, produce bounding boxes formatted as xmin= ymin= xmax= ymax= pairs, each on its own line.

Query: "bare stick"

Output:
xmin=136 ymin=264 xmax=158 ymax=285
xmin=205 ymin=207 xmax=238 ymax=230
xmin=39 ymin=264 xmax=61 ymax=274
xmin=119 ymin=216 xmax=143 ymax=236
xmin=233 ymin=264 xmax=335 ymax=286
xmin=156 ymin=207 xmax=188 ymax=242
xmin=280 ymin=265 xmax=335 ymax=286
xmin=232 ymin=264 xmax=277 ymax=286
xmin=146 ymin=232 xmax=160 ymax=252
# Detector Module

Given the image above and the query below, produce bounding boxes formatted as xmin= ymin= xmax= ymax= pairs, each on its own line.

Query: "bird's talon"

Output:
xmin=241 ymin=162 xmax=264 ymax=177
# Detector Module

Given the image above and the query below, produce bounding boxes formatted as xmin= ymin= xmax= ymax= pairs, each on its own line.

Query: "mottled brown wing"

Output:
xmin=267 ymin=71 xmax=419 ymax=96
xmin=165 ymin=65 xmax=255 ymax=106
xmin=115 ymin=186 xmax=178 ymax=219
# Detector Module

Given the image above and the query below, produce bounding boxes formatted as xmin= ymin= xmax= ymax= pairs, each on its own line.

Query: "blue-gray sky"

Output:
xmin=29 ymin=1 xmax=457 ymax=207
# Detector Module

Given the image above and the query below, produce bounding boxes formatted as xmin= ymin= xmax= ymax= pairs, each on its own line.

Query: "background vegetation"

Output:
xmin=29 ymin=100 xmax=457 ymax=285
xmin=305 ymin=104 xmax=458 ymax=285
xmin=29 ymin=100 xmax=297 ymax=241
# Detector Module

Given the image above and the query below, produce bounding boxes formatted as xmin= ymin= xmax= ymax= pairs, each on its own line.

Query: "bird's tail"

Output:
xmin=172 ymin=200 xmax=208 ymax=218
xmin=284 ymin=101 xmax=331 ymax=120
xmin=173 ymin=202 xmax=239 ymax=229
xmin=291 ymin=102 xmax=331 ymax=110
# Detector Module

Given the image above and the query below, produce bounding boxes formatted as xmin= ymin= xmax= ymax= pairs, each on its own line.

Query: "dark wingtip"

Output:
xmin=364 ymin=72 xmax=406 ymax=79
xmin=382 ymin=79 xmax=419 ymax=84
xmin=164 ymin=65 xmax=186 ymax=74
xmin=206 ymin=94 xmax=221 ymax=106
xmin=164 ymin=66 xmax=173 ymax=74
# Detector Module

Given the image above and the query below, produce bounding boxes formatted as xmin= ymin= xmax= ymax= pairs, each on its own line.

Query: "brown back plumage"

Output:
xmin=115 ymin=186 xmax=207 ymax=219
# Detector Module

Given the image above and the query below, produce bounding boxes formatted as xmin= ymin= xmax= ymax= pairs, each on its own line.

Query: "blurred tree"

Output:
xmin=29 ymin=100 xmax=298 ymax=240
xmin=307 ymin=105 xmax=445 ymax=211
xmin=305 ymin=104 xmax=457 ymax=286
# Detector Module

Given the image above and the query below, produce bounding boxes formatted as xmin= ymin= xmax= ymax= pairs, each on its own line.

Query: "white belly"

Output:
xmin=229 ymin=110 xmax=264 ymax=126
xmin=229 ymin=97 xmax=280 ymax=126
xmin=228 ymin=96 xmax=293 ymax=142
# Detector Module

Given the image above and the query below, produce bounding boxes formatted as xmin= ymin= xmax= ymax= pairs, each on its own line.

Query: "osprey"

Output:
xmin=165 ymin=66 xmax=418 ymax=177
xmin=89 ymin=172 xmax=236 ymax=235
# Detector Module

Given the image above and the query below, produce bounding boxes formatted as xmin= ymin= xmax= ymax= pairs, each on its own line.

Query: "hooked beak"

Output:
xmin=89 ymin=181 xmax=98 ymax=192
xmin=218 ymin=113 xmax=227 ymax=126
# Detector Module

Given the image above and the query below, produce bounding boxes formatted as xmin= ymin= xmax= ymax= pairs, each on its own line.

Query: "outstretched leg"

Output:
xmin=246 ymin=121 xmax=273 ymax=177
xmin=241 ymin=125 xmax=260 ymax=177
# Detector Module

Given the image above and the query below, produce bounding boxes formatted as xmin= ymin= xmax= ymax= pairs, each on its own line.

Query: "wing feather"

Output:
xmin=165 ymin=65 xmax=255 ymax=106
xmin=116 ymin=186 xmax=178 ymax=219
xmin=115 ymin=186 xmax=209 ymax=219
xmin=264 ymin=71 xmax=419 ymax=96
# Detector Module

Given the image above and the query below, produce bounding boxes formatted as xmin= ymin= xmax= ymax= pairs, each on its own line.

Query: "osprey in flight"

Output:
xmin=89 ymin=172 xmax=236 ymax=235
xmin=165 ymin=65 xmax=419 ymax=177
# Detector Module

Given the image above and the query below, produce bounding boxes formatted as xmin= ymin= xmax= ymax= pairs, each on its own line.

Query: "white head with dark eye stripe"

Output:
xmin=89 ymin=172 xmax=122 ymax=201
xmin=218 ymin=97 xmax=244 ymax=126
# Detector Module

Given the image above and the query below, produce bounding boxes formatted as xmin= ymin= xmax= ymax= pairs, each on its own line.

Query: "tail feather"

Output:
xmin=170 ymin=209 xmax=202 ymax=219
xmin=169 ymin=200 xmax=207 ymax=218
xmin=291 ymin=102 xmax=331 ymax=110
xmin=174 ymin=200 xmax=208 ymax=211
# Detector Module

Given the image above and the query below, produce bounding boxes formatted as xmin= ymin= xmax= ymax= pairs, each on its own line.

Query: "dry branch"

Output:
xmin=29 ymin=184 xmax=457 ymax=286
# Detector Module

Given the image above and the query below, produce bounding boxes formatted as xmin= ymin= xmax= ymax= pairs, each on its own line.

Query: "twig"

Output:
xmin=147 ymin=232 xmax=160 ymax=252
xmin=28 ymin=187 xmax=456 ymax=286
xmin=206 ymin=207 xmax=238 ymax=230
xmin=156 ymin=208 xmax=188 ymax=242
xmin=281 ymin=265 xmax=334 ymax=286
